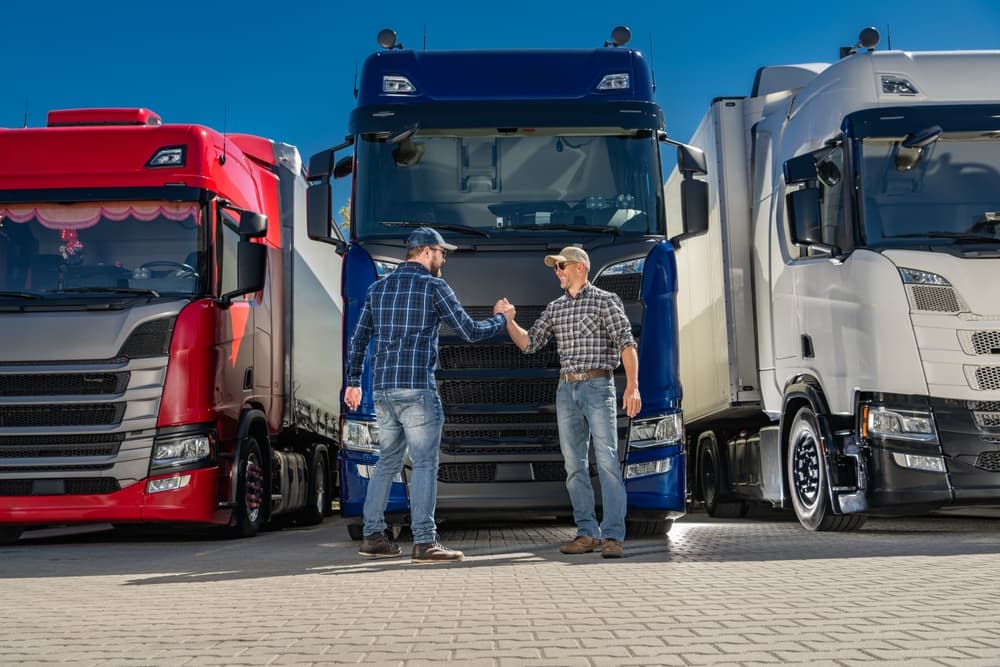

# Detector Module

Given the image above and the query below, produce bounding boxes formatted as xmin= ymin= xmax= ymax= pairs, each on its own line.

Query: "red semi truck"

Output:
xmin=0 ymin=108 xmax=345 ymax=544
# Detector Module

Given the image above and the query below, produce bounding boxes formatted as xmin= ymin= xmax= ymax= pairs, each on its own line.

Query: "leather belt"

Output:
xmin=560 ymin=369 xmax=612 ymax=383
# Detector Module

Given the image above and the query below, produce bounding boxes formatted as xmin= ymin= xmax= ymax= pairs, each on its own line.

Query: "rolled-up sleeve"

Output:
xmin=524 ymin=308 xmax=553 ymax=354
xmin=346 ymin=297 xmax=374 ymax=386
xmin=602 ymin=293 xmax=636 ymax=355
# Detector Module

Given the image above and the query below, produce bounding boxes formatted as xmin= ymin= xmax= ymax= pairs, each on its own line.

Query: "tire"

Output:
xmin=228 ymin=437 xmax=266 ymax=538
xmin=626 ymin=517 xmax=673 ymax=538
xmin=786 ymin=406 xmax=866 ymax=531
xmin=294 ymin=449 xmax=329 ymax=527
xmin=699 ymin=435 xmax=746 ymax=518
xmin=0 ymin=526 xmax=23 ymax=545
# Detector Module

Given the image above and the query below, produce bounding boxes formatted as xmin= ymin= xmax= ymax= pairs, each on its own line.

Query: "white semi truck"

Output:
xmin=669 ymin=29 xmax=1000 ymax=530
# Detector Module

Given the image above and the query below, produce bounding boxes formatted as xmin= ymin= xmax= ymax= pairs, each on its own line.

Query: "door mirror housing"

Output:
xmin=239 ymin=211 xmax=267 ymax=238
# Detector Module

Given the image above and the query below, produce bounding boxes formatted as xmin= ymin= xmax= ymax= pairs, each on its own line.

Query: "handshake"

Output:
xmin=493 ymin=297 xmax=516 ymax=322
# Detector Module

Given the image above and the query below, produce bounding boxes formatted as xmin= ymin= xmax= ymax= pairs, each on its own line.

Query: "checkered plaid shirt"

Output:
xmin=524 ymin=282 xmax=636 ymax=373
xmin=346 ymin=261 xmax=506 ymax=390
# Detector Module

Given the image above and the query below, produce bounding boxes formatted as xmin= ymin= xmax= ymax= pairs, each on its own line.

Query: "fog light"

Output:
xmin=624 ymin=458 xmax=671 ymax=479
xmin=892 ymin=452 xmax=946 ymax=473
xmin=147 ymin=474 xmax=191 ymax=494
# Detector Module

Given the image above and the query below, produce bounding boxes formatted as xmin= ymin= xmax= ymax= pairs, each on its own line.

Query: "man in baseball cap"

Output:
xmin=503 ymin=243 xmax=640 ymax=559
xmin=543 ymin=246 xmax=590 ymax=269
xmin=406 ymin=226 xmax=457 ymax=252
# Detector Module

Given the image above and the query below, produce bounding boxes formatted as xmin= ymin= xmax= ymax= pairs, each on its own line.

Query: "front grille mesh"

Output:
xmin=119 ymin=317 xmax=174 ymax=358
xmin=0 ymin=403 xmax=125 ymax=427
xmin=0 ymin=477 xmax=120 ymax=496
xmin=974 ymin=367 xmax=1000 ymax=391
xmin=438 ymin=462 xmax=595 ymax=483
xmin=0 ymin=372 xmax=129 ymax=397
xmin=975 ymin=451 xmax=1000 ymax=472
xmin=0 ymin=434 xmax=123 ymax=458
xmin=972 ymin=331 xmax=1000 ymax=355
xmin=594 ymin=273 xmax=642 ymax=302
xmin=439 ymin=344 xmax=559 ymax=370
xmin=908 ymin=284 xmax=961 ymax=313
xmin=440 ymin=378 xmax=557 ymax=405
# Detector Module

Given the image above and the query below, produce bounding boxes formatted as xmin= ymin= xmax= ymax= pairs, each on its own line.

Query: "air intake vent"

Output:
xmin=0 ymin=372 xmax=129 ymax=397
xmin=907 ymin=284 xmax=962 ymax=313
xmin=966 ymin=366 xmax=1000 ymax=391
xmin=119 ymin=317 xmax=175 ymax=358
xmin=594 ymin=273 xmax=642 ymax=302
xmin=439 ymin=343 xmax=559 ymax=370
xmin=974 ymin=451 xmax=1000 ymax=472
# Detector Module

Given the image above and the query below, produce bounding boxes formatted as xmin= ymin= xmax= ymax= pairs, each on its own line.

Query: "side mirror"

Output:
xmin=237 ymin=240 xmax=267 ymax=294
xmin=333 ymin=156 xmax=354 ymax=179
xmin=238 ymin=211 xmax=267 ymax=238
xmin=677 ymin=144 xmax=708 ymax=176
xmin=307 ymin=182 xmax=332 ymax=241
xmin=787 ymin=188 xmax=823 ymax=245
xmin=784 ymin=152 xmax=817 ymax=184
xmin=680 ymin=178 xmax=709 ymax=237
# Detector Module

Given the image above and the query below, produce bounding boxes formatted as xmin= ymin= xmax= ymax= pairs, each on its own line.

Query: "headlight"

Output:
xmin=891 ymin=452 xmax=946 ymax=473
xmin=343 ymin=419 xmax=380 ymax=453
xmin=374 ymin=260 xmax=398 ymax=278
xmin=862 ymin=405 xmax=938 ymax=443
xmin=152 ymin=433 xmax=213 ymax=467
xmin=898 ymin=268 xmax=950 ymax=285
xmin=629 ymin=413 xmax=684 ymax=448
xmin=597 ymin=257 xmax=645 ymax=278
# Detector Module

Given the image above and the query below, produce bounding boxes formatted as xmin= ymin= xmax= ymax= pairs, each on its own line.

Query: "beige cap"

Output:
xmin=544 ymin=246 xmax=590 ymax=269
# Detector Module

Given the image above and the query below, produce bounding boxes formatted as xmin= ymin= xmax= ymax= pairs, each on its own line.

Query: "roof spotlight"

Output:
xmin=607 ymin=25 xmax=631 ymax=48
xmin=377 ymin=28 xmax=400 ymax=50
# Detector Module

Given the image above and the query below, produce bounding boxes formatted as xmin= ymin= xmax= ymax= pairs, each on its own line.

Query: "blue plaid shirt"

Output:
xmin=346 ymin=261 xmax=506 ymax=390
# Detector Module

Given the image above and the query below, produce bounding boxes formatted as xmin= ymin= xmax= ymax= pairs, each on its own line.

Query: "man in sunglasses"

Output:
xmin=345 ymin=227 xmax=513 ymax=563
xmin=501 ymin=246 xmax=640 ymax=559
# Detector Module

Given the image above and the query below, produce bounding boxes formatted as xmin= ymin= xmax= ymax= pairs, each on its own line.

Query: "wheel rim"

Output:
xmin=244 ymin=451 xmax=263 ymax=523
xmin=791 ymin=428 xmax=821 ymax=509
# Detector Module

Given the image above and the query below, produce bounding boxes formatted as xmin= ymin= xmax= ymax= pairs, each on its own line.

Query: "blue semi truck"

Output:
xmin=307 ymin=27 xmax=708 ymax=538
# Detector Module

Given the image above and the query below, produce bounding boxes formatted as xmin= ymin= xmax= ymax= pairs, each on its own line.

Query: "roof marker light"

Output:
xmin=597 ymin=73 xmax=630 ymax=91
xmin=383 ymin=75 xmax=417 ymax=95
xmin=882 ymin=76 xmax=919 ymax=95
xmin=146 ymin=146 xmax=186 ymax=168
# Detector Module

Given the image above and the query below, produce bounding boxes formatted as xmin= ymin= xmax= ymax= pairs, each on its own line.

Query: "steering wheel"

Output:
xmin=139 ymin=261 xmax=199 ymax=278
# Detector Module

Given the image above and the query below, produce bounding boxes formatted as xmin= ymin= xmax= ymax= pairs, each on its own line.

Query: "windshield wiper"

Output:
xmin=0 ymin=291 xmax=41 ymax=299
xmin=508 ymin=224 xmax=620 ymax=235
xmin=380 ymin=221 xmax=491 ymax=238
xmin=48 ymin=287 xmax=162 ymax=297
xmin=888 ymin=232 xmax=1000 ymax=243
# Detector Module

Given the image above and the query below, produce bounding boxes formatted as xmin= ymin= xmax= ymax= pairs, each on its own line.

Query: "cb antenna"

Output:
xmin=23 ymin=99 xmax=29 ymax=128
xmin=423 ymin=24 xmax=427 ymax=50
xmin=886 ymin=24 xmax=892 ymax=50
xmin=219 ymin=105 xmax=228 ymax=165
xmin=648 ymin=32 xmax=657 ymax=93
xmin=353 ymin=60 xmax=359 ymax=99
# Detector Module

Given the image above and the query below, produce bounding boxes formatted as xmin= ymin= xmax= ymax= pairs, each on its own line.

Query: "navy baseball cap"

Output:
xmin=406 ymin=226 xmax=457 ymax=251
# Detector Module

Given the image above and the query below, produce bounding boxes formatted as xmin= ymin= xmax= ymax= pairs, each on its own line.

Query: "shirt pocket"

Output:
xmin=578 ymin=313 xmax=601 ymax=338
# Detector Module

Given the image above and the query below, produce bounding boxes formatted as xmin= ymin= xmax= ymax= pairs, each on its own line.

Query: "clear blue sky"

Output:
xmin=6 ymin=0 xmax=999 ymax=162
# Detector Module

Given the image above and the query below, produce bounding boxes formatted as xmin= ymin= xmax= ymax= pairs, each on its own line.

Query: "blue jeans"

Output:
xmin=556 ymin=376 xmax=626 ymax=541
xmin=363 ymin=388 xmax=445 ymax=544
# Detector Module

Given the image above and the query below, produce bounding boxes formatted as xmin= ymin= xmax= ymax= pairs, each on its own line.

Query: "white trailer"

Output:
xmin=669 ymin=29 xmax=1000 ymax=530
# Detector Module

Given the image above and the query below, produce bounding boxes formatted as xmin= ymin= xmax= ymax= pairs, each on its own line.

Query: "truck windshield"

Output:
xmin=353 ymin=129 xmax=661 ymax=240
xmin=860 ymin=132 xmax=1000 ymax=246
xmin=0 ymin=201 xmax=204 ymax=296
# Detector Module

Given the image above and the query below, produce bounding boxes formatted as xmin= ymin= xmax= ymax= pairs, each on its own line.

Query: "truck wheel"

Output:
xmin=0 ymin=527 xmax=23 ymax=545
xmin=786 ymin=406 xmax=865 ymax=531
xmin=229 ymin=437 xmax=265 ymax=538
xmin=294 ymin=449 xmax=329 ymax=527
xmin=626 ymin=518 xmax=673 ymax=538
xmin=699 ymin=436 xmax=746 ymax=518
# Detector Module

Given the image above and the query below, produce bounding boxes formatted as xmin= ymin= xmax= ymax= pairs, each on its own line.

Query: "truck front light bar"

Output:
xmin=152 ymin=432 xmax=214 ymax=468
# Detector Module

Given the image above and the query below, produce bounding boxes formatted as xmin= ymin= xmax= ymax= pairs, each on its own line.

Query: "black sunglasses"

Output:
xmin=554 ymin=261 xmax=576 ymax=270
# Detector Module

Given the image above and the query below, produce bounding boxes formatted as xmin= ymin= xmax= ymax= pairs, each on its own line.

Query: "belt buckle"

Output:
xmin=566 ymin=371 xmax=586 ymax=382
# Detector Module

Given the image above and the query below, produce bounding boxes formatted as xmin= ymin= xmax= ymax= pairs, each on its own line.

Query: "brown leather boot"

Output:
xmin=559 ymin=535 xmax=602 ymax=554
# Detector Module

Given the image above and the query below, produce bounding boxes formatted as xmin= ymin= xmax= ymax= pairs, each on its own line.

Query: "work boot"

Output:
xmin=412 ymin=541 xmax=465 ymax=563
xmin=600 ymin=538 xmax=624 ymax=559
xmin=358 ymin=531 xmax=402 ymax=559
xmin=559 ymin=535 xmax=602 ymax=554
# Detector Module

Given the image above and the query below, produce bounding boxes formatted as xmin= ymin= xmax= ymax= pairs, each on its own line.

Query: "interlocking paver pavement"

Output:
xmin=2 ymin=510 xmax=1000 ymax=665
